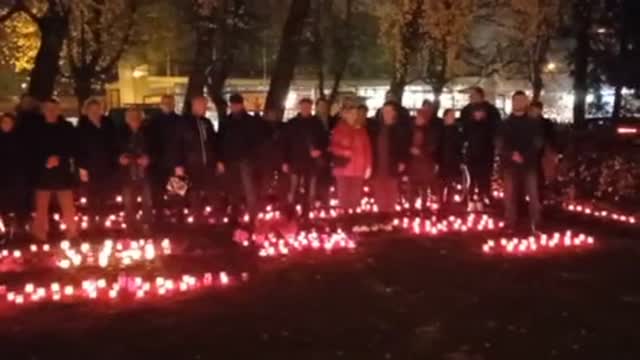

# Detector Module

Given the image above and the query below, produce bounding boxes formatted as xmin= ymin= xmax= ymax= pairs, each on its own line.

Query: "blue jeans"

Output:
xmin=504 ymin=167 xmax=541 ymax=229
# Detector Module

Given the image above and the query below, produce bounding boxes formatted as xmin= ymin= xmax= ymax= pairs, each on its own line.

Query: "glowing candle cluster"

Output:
xmin=481 ymin=231 xmax=596 ymax=255
xmin=563 ymin=203 xmax=637 ymax=225
xmin=0 ymin=239 xmax=172 ymax=270
xmin=0 ymin=271 xmax=240 ymax=306
xmin=393 ymin=214 xmax=504 ymax=236
xmin=256 ymin=229 xmax=356 ymax=258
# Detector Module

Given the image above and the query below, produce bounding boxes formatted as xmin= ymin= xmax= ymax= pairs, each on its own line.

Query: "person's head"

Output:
xmin=443 ymin=109 xmax=456 ymax=125
xmin=356 ymin=104 xmax=369 ymax=126
xmin=42 ymin=98 xmax=61 ymax=123
xmin=191 ymin=95 xmax=208 ymax=117
xmin=529 ymin=100 xmax=543 ymax=118
xmin=0 ymin=113 xmax=16 ymax=133
xmin=125 ymin=106 xmax=144 ymax=132
xmin=341 ymin=105 xmax=358 ymax=127
xmin=18 ymin=94 xmax=39 ymax=112
xmin=160 ymin=94 xmax=175 ymax=114
xmin=511 ymin=90 xmax=529 ymax=114
xmin=299 ymin=98 xmax=313 ymax=117
xmin=316 ymin=98 xmax=330 ymax=116
xmin=415 ymin=109 xmax=430 ymax=127
xmin=229 ymin=93 xmax=245 ymax=114
xmin=83 ymin=98 xmax=104 ymax=121
xmin=469 ymin=86 xmax=485 ymax=104
xmin=381 ymin=101 xmax=397 ymax=126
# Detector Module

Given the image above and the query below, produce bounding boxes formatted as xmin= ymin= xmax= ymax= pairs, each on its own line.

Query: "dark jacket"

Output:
xmin=148 ymin=110 xmax=180 ymax=171
xmin=282 ymin=114 xmax=328 ymax=173
xmin=16 ymin=109 xmax=43 ymax=185
xmin=438 ymin=123 xmax=463 ymax=175
xmin=461 ymin=101 xmax=501 ymax=162
xmin=116 ymin=126 xmax=151 ymax=184
xmin=33 ymin=118 xmax=78 ymax=190
xmin=500 ymin=114 xmax=545 ymax=169
xmin=0 ymin=129 xmax=26 ymax=188
xmin=173 ymin=114 xmax=217 ymax=176
xmin=317 ymin=114 xmax=339 ymax=132
xmin=76 ymin=116 xmax=118 ymax=181
xmin=408 ymin=120 xmax=442 ymax=179
xmin=368 ymin=120 xmax=411 ymax=178
xmin=217 ymin=111 xmax=263 ymax=164
xmin=257 ymin=119 xmax=286 ymax=173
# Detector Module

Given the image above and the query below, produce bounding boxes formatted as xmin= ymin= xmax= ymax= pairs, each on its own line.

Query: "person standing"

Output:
xmin=0 ymin=113 xmax=28 ymax=241
xmin=330 ymin=105 xmax=372 ymax=209
xmin=315 ymin=98 xmax=338 ymax=204
xmin=461 ymin=87 xmax=501 ymax=210
xmin=501 ymin=91 xmax=544 ymax=234
xmin=438 ymin=109 xmax=463 ymax=206
xmin=76 ymin=98 xmax=118 ymax=221
xmin=282 ymin=98 xmax=328 ymax=212
xmin=256 ymin=108 xmax=286 ymax=205
xmin=173 ymin=96 xmax=218 ymax=215
xmin=148 ymin=94 xmax=180 ymax=218
xmin=217 ymin=93 xmax=262 ymax=217
xmin=116 ymin=107 xmax=153 ymax=233
xmin=528 ymin=101 xmax=559 ymax=187
xmin=368 ymin=101 xmax=410 ymax=213
xmin=31 ymin=99 xmax=78 ymax=242
xmin=316 ymin=98 xmax=338 ymax=132
xmin=408 ymin=101 xmax=442 ymax=204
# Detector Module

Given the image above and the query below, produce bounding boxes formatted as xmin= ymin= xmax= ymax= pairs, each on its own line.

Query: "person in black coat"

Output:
xmin=173 ymin=95 xmax=218 ymax=214
xmin=368 ymin=101 xmax=411 ymax=213
xmin=438 ymin=109 xmax=463 ymax=205
xmin=0 ymin=113 xmax=29 ymax=240
xmin=460 ymin=87 xmax=501 ymax=208
xmin=315 ymin=98 xmax=339 ymax=203
xmin=256 ymin=108 xmax=286 ymax=205
xmin=76 ymin=98 xmax=118 ymax=218
xmin=408 ymin=101 xmax=443 ymax=203
xmin=217 ymin=93 xmax=263 ymax=216
xmin=31 ymin=99 xmax=78 ymax=242
xmin=148 ymin=94 xmax=180 ymax=216
xmin=282 ymin=98 xmax=329 ymax=211
xmin=116 ymin=107 xmax=153 ymax=232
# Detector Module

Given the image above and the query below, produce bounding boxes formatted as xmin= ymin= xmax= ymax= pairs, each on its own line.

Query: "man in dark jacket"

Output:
xmin=501 ymin=91 xmax=545 ymax=233
xmin=32 ymin=99 xmax=78 ymax=242
xmin=315 ymin=98 xmax=338 ymax=204
xmin=217 ymin=93 xmax=262 ymax=217
xmin=173 ymin=95 xmax=218 ymax=214
xmin=256 ymin=108 xmax=286 ymax=205
xmin=438 ymin=109 xmax=463 ymax=205
xmin=408 ymin=101 xmax=443 ymax=203
xmin=461 ymin=87 xmax=501 ymax=210
xmin=369 ymin=101 xmax=411 ymax=213
xmin=148 ymin=94 xmax=180 ymax=217
xmin=117 ymin=107 xmax=153 ymax=232
xmin=76 ymin=98 xmax=118 ymax=219
xmin=0 ymin=113 xmax=28 ymax=241
xmin=282 ymin=98 xmax=329 ymax=211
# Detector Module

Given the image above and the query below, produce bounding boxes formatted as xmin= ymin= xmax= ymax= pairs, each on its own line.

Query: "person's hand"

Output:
xmin=398 ymin=163 xmax=406 ymax=173
xmin=282 ymin=163 xmax=290 ymax=173
xmin=310 ymin=149 xmax=322 ymax=159
xmin=119 ymin=154 xmax=130 ymax=166
xmin=175 ymin=166 xmax=185 ymax=177
xmin=512 ymin=152 xmax=524 ymax=164
xmin=137 ymin=155 xmax=150 ymax=168
xmin=46 ymin=155 xmax=60 ymax=169
xmin=364 ymin=167 xmax=372 ymax=180
xmin=79 ymin=168 xmax=89 ymax=183
xmin=217 ymin=162 xmax=225 ymax=174
xmin=410 ymin=147 xmax=421 ymax=156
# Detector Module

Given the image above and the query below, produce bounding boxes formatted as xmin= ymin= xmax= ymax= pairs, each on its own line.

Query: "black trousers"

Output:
xmin=467 ymin=159 xmax=493 ymax=200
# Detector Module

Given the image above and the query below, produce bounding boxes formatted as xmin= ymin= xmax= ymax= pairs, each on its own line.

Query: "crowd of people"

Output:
xmin=0 ymin=86 xmax=558 ymax=242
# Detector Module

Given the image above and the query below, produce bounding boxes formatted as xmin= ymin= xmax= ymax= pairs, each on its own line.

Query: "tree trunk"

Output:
xmin=183 ymin=25 xmax=214 ymax=114
xmin=572 ymin=1 xmax=592 ymax=129
xmin=612 ymin=1 xmax=631 ymax=120
xmin=432 ymin=84 xmax=444 ymax=115
xmin=612 ymin=85 xmax=623 ymax=119
xmin=264 ymin=0 xmax=312 ymax=114
xmin=532 ymin=69 xmax=544 ymax=102
xmin=74 ymin=74 xmax=93 ymax=114
xmin=28 ymin=14 xmax=69 ymax=101
xmin=389 ymin=69 xmax=407 ymax=104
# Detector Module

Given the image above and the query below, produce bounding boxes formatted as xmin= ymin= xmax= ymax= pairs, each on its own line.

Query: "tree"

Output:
xmin=264 ymin=0 xmax=312 ymax=115
xmin=377 ymin=0 xmax=423 ymax=101
xmin=64 ymin=0 xmax=137 ymax=108
xmin=0 ymin=12 xmax=40 ymax=72
xmin=183 ymin=0 xmax=216 ymax=113
xmin=571 ymin=0 xmax=594 ymax=127
xmin=502 ymin=0 xmax=564 ymax=101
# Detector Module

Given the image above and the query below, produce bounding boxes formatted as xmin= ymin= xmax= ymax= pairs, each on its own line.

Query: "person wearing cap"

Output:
xmin=217 ymin=93 xmax=263 ymax=217
xmin=282 ymin=98 xmax=329 ymax=212
xmin=460 ymin=86 xmax=501 ymax=210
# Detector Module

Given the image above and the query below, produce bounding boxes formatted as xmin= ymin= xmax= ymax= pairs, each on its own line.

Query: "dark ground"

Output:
xmin=1 ymin=211 xmax=639 ymax=360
